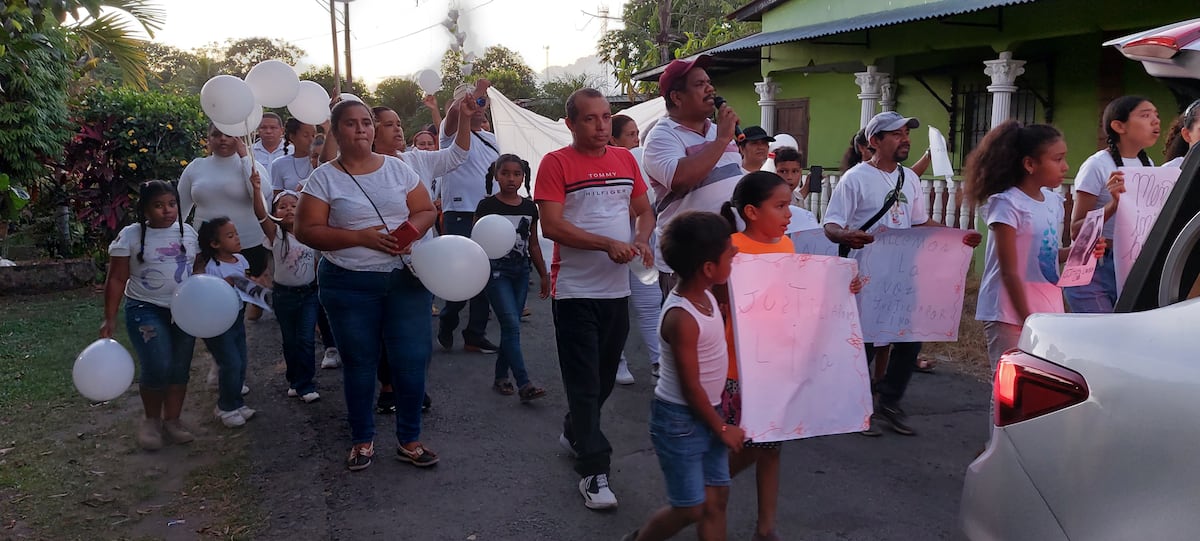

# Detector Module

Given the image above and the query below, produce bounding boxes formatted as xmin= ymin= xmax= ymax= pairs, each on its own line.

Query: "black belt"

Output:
xmin=274 ymin=281 xmax=318 ymax=293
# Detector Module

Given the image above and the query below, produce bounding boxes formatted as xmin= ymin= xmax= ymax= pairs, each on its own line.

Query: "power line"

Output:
xmin=353 ymin=0 xmax=497 ymax=52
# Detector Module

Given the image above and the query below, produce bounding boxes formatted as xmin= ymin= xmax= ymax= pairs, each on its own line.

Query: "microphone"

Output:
xmin=712 ymin=96 xmax=745 ymax=142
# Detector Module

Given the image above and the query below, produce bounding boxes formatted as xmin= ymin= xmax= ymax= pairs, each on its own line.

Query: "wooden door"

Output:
xmin=775 ymin=98 xmax=810 ymax=168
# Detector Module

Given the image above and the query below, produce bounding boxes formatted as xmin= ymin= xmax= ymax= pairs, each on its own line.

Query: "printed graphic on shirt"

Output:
xmin=141 ymin=241 xmax=189 ymax=291
xmin=499 ymin=215 xmax=532 ymax=259
xmin=1038 ymin=220 xmax=1060 ymax=284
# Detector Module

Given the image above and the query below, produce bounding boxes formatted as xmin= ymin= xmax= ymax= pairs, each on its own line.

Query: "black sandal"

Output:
xmin=518 ymin=384 xmax=546 ymax=403
xmin=492 ymin=379 xmax=516 ymax=396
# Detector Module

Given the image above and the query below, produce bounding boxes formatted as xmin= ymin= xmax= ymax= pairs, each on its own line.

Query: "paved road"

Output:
xmin=242 ymin=292 xmax=988 ymax=540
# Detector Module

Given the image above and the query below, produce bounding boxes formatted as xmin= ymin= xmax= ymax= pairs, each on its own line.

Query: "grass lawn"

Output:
xmin=0 ymin=289 xmax=262 ymax=539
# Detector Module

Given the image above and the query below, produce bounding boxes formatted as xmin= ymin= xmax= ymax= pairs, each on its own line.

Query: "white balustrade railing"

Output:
xmin=800 ymin=172 xmax=1078 ymax=236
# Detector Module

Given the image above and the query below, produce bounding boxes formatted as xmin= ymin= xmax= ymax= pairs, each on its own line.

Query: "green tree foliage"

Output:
xmin=375 ymin=76 xmax=423 ymax=120
xmin=0 ymin=18 xmax=72 ymax=196
xmin=204 ymin=37 xmax=305 ymax=79
xmin=528 ymin=73 xmax=607 ymax=120
xmin=299 ymin=65 xmax=373 ymax=104
xmin=596 ymin=0 xmax=757 ymax=74
xmin=65 ymin=0 xmax=165 ymax=90
xmin=62 ymin=87 xmax=207 ymax=240
xmin=440 ymin=46 xmax=539 ymax=100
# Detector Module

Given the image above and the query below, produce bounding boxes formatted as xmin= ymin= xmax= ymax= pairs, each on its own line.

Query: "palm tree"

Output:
xmin=61 ymin=0 xmax=165 ymax=91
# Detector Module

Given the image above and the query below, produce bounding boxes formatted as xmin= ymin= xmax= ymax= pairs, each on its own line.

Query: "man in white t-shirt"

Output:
xmin=535 ymin=88 xmax=654 ymax=511
xmin=252 ymin=113 xmax=289 ymax=171
xmin=823 ymin=111 xmax=981 ymax=437
xmin=437 ymin=82 xmax=501 ymax=354
xmin=642 ymin=55 xmax=742 ymax=293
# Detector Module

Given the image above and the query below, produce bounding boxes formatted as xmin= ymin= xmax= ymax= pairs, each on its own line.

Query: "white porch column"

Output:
xmin=880 ymin=75 xmax=896 ymax=112
xmin=755 ymin=77 xmax=781 ymax=135
xmin=854 ymin=65 xmax=887 ymax=128
xmin=983 ymin=51 xmax=1026 ymax=129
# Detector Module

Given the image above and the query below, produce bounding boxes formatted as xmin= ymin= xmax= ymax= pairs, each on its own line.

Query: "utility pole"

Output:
xmin=343 ymin=2 xmax=353 ymax=85
xmin=330 ymin=0 xmax=341 ymax=94
xmin=657 ymin=0 xmax=671 ymax=64
xmin=544 ymin=45 xmax=550 ymax=82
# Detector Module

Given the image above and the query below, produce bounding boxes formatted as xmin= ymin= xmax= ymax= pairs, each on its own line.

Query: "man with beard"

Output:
xmin=823 ymin=111 xmax=981 ymax=436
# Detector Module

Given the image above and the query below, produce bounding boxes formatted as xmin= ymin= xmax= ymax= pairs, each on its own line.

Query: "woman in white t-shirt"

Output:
xmin=1066 ymin=96 xmax=1160 ymax=313
xmin=968 ymin=122 xmax=1106 ymax=368
xmin=294 ymin=100 xmax=439 ymax=472
xmin=270 ymin=118 xmax=317 ymax=194
xmin=101 ymin=180 xmax=200 ymax=451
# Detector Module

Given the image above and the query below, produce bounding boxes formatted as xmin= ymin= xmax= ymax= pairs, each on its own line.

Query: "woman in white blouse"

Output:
xmin=294 ymin=99 xmax=439 ymax=472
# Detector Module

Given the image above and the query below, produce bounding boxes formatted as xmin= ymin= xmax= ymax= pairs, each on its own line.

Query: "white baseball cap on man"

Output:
xmin=865 ymin=111 xmax=920 ymax=140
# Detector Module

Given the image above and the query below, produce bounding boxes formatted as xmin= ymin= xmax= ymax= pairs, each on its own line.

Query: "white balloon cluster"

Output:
xmin=441 ymin=7 xmax=472 ymax=75
xmin=409 ymin=217 xmax=517 ymax=302
xmin=199 ymin=60 xmax=333 ymax=137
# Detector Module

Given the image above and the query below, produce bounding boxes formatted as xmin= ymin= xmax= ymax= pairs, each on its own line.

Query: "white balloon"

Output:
xmin=245 ymin=60 xmax=300 ymax=108
xmin=410 ymin=235 xmax=490 ymax=302
xmin=288 ymin=80 xmax=332 ymax=125
xmin=461 ymin=63 xmax=474 ymax=76
xmin=171 ymin=274 xmax=242 ymax=338
xmin=471 ymin=214 xmax=518 ymax=259
xmin=73 ymin=338 xmax=135 ymax=402
xmin=200 ymin=75 xmax=256 ymax=125
xmin=338 ymin=93 xmax=362 ymax=103
xmin=416 ymin=69 xmax=442 ymax=94
xmin=769 ymin=133 xmax=799 ymax=153
xmin=212 ymin=105 xmax=263 ymax=138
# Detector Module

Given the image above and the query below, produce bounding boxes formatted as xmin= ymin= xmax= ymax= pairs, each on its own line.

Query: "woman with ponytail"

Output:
xmin=1066 ymin=96 xmax=1160 ymax=313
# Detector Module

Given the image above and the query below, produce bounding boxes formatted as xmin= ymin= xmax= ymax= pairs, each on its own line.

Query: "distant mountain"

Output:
xmin=540 ymin=55 xmax=615 ymax=92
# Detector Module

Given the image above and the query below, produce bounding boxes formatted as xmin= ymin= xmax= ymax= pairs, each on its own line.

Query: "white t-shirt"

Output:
xmin=399 ymin=144 xmax=469 ymax=193
xmin=178 ymin=155 xmax=273 ymax=250
xmin=1073 ymin=149 xmax=1153 ymax=239
xmin=270 ymin=155 xmax=313 ymax=193
xmin=438 ymin=126 xmax=499 ymax=213
xmin=204 ymin=254 xmax=249 ymax=281
xmin=302 ymin=156 xmax=422 ymax=272
xmin=1164 ymin=156 xmax=1185 ymax=169
xmin=976 ymin=187 xmax=1066 ymax=325
xmin=655 ymin=290 xmax=727 ymax=407
xmin=822 ymin=162 xmax=928 ymax=233
xmin=108 ymin=223 xmax=199 ymax=307
xmin=252 ymin=139 xmax=289 ymax=171
xmin=268 ymin=232 xmax=317 ymax=287
xmin=643 ymin=117 xmax=744 ymax=272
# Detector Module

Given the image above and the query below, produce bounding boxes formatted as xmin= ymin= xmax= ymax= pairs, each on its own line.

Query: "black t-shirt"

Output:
xmin=474 ymin=196 xmax=538 ymax=261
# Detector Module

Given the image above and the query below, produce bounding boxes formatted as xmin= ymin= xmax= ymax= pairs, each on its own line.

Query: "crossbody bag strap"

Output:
xmin=472 ymin=131 xmax=499 ymax=154
xmin=838 ymin=167 xmax=905 ymax=257
xmin=335 ymin=160 xmax=390 ymax=233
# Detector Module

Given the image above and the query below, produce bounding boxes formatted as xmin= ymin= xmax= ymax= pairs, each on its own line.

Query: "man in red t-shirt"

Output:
xmin=534 ymin=88 xmax=655 ymax=511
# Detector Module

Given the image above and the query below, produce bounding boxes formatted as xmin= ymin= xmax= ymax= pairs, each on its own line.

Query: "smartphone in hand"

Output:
xmin=391 ymin=221 xmax=421 ymax=249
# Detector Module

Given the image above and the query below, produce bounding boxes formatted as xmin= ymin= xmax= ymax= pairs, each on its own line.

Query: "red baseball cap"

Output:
xmin=659 ymin=55 xmax=713 ymax=98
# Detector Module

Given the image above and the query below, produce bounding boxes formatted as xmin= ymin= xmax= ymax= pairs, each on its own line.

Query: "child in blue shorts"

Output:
xmin=624 ymin=211 xmax=746 ymax=541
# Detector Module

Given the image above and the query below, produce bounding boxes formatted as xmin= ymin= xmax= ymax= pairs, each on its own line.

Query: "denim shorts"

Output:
xmin=649 ymin=398 xmax=731 ymax=508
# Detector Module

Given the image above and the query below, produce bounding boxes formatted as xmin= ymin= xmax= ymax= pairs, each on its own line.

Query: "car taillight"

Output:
xmin=994 ymin=350 xmax=1089 ymax=427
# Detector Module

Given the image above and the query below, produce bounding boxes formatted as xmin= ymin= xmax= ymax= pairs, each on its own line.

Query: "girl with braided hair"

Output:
xmin=1066 ymin=96 xmax=1160 ymax=313
xmin=270 ymin=118 xmax=317 ymax=195
xmin=100 ymin=180 xmax=200 ymax=451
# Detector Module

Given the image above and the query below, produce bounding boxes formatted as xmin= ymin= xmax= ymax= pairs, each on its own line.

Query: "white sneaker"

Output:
xmin=214 ymin=408 xmax=245 ymax=428
xmin=287 ymin=388 xmax=298 ymax=398
xmin=237 ymin=405 xmax=256 ymax=421
xmin=321 ymin=348 xmax=341 ymax=369
xmin=241 ymin=384 xmax=250 ymax=395
xmin=615 ymin=359 xmax=635 ymax=385
xmin=206 ymin=364 xmax=218 ymax=389
xmin=300 ymin=391 xmax=320 ymax=403
xmin=579 ymin=474 xmax=618 ymax=510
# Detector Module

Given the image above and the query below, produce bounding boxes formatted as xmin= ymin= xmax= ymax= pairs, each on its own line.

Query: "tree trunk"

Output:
xmin=657 ymin=0 xmax=672 ymax=64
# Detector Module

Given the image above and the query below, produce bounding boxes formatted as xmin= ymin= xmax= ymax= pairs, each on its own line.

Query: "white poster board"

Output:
xmin=854 ymin=228 xmax=973 ymax=342
xmin=1113 ymin=166 xmax=1181 ymax=295
xmin=728 ymin=253 xmax=872 ymax=443
xmin=1059 ymin=207 xmax=1105 ymax=287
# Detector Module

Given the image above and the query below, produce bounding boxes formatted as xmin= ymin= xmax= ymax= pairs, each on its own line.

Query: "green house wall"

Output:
xmin=712 ymin=0 xmax=1194 ymax=176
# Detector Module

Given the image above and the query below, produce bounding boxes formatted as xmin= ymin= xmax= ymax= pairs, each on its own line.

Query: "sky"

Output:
xmin=144 ymin=0 xmax=624 ymax=89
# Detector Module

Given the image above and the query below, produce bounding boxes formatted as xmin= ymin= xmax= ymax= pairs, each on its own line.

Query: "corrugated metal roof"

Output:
xmin=710 ymin=0 xmax=1039 ymax=53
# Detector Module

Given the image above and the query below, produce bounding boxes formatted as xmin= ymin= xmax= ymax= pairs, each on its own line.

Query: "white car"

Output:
xmin=960 ymin=19 xmax=1200 ymax=541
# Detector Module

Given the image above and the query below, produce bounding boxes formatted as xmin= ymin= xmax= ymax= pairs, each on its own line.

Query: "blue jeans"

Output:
xmin=1064 ymin=249 xmax=1117 ymax=313
xmin=649 ymin=398 xmax=730 ymax=508
xmin=485 ymin=258 xmax=531 ymax=387
xmin=124 ymin=299 xmax=195 ymax=389
xmin=319 ymin=260 xmax=432 ymax=445
xmin=203 ymin=306 xmax=248 ymax=412
xmin=439 ymin=211 xmax=490 ymax=342
xmin=274 ymin=282 xmax=319 ymax=395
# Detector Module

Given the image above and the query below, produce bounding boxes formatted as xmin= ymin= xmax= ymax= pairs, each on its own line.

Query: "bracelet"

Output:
xmin=258 ymin=216 xmax=268 ymax=223
xmin=721 ymin=424 xmax=728 ymax=433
